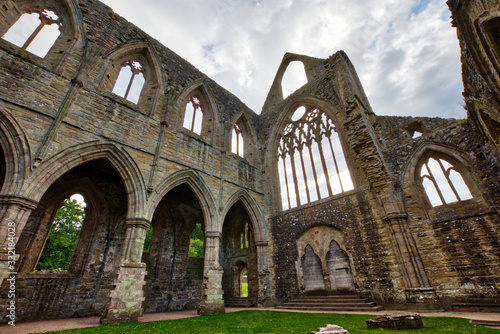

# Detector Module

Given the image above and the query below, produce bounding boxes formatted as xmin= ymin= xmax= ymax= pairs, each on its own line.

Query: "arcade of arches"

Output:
xmin=0 ymin=0 xmax=499 ymax=325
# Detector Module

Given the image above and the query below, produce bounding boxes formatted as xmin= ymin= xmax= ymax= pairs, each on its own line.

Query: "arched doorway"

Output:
xmin=12 ymin=158 xmax=129 ymax=320
xmin=327 ymin=240 xmax=355 ymax=293
xmin=301 ymin=245 xmax=326 ymax=295
xmin=143 ymin=184 xmax=205 ymax=312
xmin=221 ymin=201 xmax=258 ymax=306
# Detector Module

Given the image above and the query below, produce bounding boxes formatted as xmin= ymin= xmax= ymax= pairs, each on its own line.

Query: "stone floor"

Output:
xmin=0 ymin=308 xmax=499 ymax=334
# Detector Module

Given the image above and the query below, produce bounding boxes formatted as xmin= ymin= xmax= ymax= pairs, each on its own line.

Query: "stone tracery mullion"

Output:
xmin=326 ymin=135 xmax=344 ymax=193
xmin=437 ymin=159 xmax=461 ymax=201
xmin=424 ymin=161 xmax=446 ymax=205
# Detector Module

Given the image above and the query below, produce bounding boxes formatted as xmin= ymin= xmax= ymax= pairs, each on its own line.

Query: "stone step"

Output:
xmin=277 ymin=294 xmax=383 ymax=312
xmin=225 ymin=297 xmax=253 ymax=308
xmin=282 ymin=301 xmax=379 ymax=307
xmin=276 ymin=305 xmax=384 ymax=312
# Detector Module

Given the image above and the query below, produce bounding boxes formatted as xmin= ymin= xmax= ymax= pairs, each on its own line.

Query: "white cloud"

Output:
xmin=100 ymin=0 xmax=464 ymax=118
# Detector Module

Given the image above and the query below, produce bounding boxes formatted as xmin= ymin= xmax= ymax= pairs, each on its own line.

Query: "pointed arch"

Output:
xmin=99 ymin=41 xmax=165 ymax=115
xmin=403 ymin=142 xmax=480 ymax=208
xmin=267 ymin=96 xmax=355 ymax=211
xmin=0 ymin=0 xmax=85 ymax=71
xmin=228 ymin=112 xmax=258 ymax=163
xmin=176 ymin=79 xmax=220 ymax=144
xmin=145 ymin=169 xmax=218 ymax=229
xmin=22 ymin=141 xmax=147 ymax=218
xmin=0 ymin=105 xmax=31 ymax=194
xmin=221 ymin=189 xmax=267 ymax=243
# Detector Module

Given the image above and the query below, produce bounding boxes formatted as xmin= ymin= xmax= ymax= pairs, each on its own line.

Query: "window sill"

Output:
xmin=276 ymin=188 xmax=359 ymax=217
xmin=102 ymin=91 xmax=147 ymax=115
xmin=428 ymin=198 xmax=493 ymax=223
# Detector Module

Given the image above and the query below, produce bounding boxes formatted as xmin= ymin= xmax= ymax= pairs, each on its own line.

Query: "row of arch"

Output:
xmin=0 ymin=1 xmax=258 ymax=162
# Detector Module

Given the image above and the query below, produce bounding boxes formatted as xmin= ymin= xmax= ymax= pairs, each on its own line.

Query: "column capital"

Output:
xmin=205 ymin=231 xmax=222 ymax=239
xmin=382 ymin=212 xmax=408 ymax=224
xmin=125 ymin=218 xmax=151 ymax=229
xmin=0 ymin=195 xmax=38 ymax=210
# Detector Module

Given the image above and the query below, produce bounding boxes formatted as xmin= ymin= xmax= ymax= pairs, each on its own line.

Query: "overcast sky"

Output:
xmin=100 ymin=0 xmax=464 ymax=119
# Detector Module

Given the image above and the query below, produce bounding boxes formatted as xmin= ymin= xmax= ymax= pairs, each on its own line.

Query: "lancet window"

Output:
xmin=419 ymin=157 xmax=473 ymax=207
xmin=182 ymin=94 xmax=204 ymax=135
xmin=111 ymin=60 xmax=146 ymax=104
xmin=278 ymin=106 xmax=354 ymax=210
xmin=232 ymin=123 xmax=244 ymax=157
xmin=2 ymin=9 xmax=62 ymax=58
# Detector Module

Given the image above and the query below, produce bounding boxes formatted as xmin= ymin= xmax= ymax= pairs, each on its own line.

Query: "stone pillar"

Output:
xmin=383 ymin=212 xmax=430 ymax=289
xmin=0 ymin=195 xmax=38 ymax=284
xmin=383 ymin=212 xmax=442 ymax=310
xmin=101 ymin=218 xmax=150 ymax=324
xmin=255 ymin=240 xmax=273 ymax=306
xmin=198 ymin=231 xmax=225 ymax=314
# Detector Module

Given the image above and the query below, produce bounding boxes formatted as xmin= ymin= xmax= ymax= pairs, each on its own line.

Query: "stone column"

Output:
xmin=101 ymin=218 xmax=150 ymax=324
xmin=0 ymin=195 xmax=38 ymax=284
xmin=255 ymin=240 xmax=273 ymax=306
xmin=198 ymin=231 xmax=225 ymax=314
xmin=383 ymin=212 xmax=442 ymax=310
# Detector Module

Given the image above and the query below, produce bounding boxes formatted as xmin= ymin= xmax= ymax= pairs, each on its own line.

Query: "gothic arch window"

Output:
xmin=232 ymin=122 xmax=244 ymax=157
xmin=111 ymin=59 xmax=146 ymax=104
xmin=278 ymin=106 xmax=354 ymax=210
xmin=418 ymin=155 xmax=473 ymax=207
xmin=182 ymin=94 xmax=205 ymax=135
xmin=1 ymin=8 xmax=62 ymax=58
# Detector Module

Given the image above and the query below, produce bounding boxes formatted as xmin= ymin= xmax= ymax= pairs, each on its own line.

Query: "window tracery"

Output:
xmin=232 ymin=122 xmax=244 ymax=157
xmin=419 ymin=157 xmax=473 ymax=207
xmin=182 ymin=94 xmax=204 ymax=135
xmin=278 ymin=107 xmax=354 ymax=210
xmin=2 ymin=8 xmax=62 ymax=58
xmin=111 ymin=60 xmax=146 ymax=104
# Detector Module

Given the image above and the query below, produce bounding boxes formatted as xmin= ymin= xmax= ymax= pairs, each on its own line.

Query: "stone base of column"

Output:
xmin=100 ymin=262 xmax=147 ymax=324
xmin=198 ymin=266 xmax=225 ymax=315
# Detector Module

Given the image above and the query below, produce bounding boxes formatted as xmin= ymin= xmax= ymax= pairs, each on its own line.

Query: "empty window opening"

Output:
xmin=281 ymin=61 xmax=308 ymax=99
xmin=112 ymin=60 xmax=146 ymax=104
xmin=412 ymin=131 xmax=422 ymax=138
xmin=35 ymin=194 xmax=86 ymax=271
xmin=278 ymin=107 xmax=354 ymax=210
xmin=240 ymin=267 xmax=248 ymax=297
xmin=182 ymin=94 xmax=204 ymax=135
xmin=240 ymin=222 xmax=250 ymax=249
xmin=232 ymin=123 xmax=244 ymax=157
xmin=2 ymin=9 xmax=62 ymax=58
xmin=420 ymin=157 xmax=473 ymax=207
xmin=189 ymin=223 xmax=204 ymax=258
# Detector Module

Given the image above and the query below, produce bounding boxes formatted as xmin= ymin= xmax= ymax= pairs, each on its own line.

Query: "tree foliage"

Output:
xmin=189 ymin=223 xmax=204 ymax=258
xmin=36 ymin=198 xmax=85 ymax=271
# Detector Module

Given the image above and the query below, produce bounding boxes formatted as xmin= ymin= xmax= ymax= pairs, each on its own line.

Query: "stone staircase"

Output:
xmin=224 ymin=297 xmax=254 ymax=308
xmin=276 ymin=295 xmax=383 ymax=312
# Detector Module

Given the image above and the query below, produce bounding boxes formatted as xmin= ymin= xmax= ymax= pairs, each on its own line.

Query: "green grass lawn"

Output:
xmin=242 ymin=282 xmax=248 ymax=297
xmin=46 ymin=311 xmax=499 ymax=334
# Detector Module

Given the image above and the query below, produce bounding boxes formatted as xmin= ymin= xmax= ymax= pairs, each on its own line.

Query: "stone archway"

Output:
xmin=221 ymin=201 xmax=258 ymax=306
xmin=11 ymin=158 xmax=129 ymax=321
xmin=327 ymin=241 xmax=355 ymax=293
xmin=143 ymin=183 xmax=205 ymax=312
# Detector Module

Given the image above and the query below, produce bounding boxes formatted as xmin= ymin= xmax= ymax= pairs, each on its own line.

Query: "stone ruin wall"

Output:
xmin=0 ymin=0 xmax=498 ymax=323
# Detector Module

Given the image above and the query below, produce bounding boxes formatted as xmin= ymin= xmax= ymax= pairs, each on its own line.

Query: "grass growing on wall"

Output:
xmin=46 ymin=311 xmax=499 ymax=334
